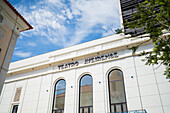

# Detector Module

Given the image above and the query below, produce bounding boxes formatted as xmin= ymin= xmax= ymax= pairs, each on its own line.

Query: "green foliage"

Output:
xmin=129 ymin=46 xmax=139 ymax=55
xmin=115 ymin=28 xmax=122 ymax=34
xmin=123 ymin=0 xmax=170 ymax=80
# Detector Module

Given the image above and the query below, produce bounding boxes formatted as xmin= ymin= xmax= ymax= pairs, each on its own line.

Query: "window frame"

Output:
xmin=108 ymin=69 xmax=128 ymax=113
xmin=52 ymin=79 xmax=66 ymax=113
xmin=79 ymin=74 xmax=93 ymax=113
xmin=11 ymin=104 xmax=19 ymax=113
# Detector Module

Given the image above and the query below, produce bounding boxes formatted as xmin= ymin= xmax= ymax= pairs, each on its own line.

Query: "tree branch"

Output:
xmin=148 ymin=9 xmax=170 ymax=30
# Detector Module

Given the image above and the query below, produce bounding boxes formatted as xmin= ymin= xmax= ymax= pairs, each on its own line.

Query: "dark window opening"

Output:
xmin=12 ymin=105 xmax=18 ymax=113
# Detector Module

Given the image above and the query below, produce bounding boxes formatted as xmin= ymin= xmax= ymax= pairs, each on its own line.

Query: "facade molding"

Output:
xmin=8 ymin=35 xmax=151 ymax=75
xmin=4 ymin=53 xmax=144 ymax=83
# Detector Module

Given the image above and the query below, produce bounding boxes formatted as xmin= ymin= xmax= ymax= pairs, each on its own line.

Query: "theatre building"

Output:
xmin=0 ymin=33 xmax=169 ymax=113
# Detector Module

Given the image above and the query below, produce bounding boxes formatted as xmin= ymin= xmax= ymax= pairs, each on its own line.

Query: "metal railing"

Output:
xmin=80 ymin=106 xmax=93 ymax=113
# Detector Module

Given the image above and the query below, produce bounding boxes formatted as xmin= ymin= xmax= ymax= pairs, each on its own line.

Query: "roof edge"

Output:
xmin=3 ymin=0 xmax=33 ymax=31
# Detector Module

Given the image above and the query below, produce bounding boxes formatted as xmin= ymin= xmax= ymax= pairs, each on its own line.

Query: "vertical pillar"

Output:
xmin=0 ymin=31 xmax=19 ymax=95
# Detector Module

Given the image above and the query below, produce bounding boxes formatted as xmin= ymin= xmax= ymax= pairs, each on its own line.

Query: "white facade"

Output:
xmin=0 ymin=34 xmax=169 ymax=113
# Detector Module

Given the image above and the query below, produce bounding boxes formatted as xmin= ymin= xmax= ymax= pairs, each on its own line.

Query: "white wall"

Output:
xmin=0 ymin=43 xmax=170 ymax=113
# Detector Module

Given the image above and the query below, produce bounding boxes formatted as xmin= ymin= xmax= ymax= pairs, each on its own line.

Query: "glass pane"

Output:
xmin=80 ymin=108 xmax=83 ymax=113
xmin=110 ymin=80 xmax=126 ymax=103
xmin=80 ymin=75 xmax=92 ymax=86
xmin=84 ymin=108 xmax=88 ymax=113
xmin=109 ymin=70 xmax=126 ymax=104
xmin=109 ymin=70 xmax=123 ymax=81
xmin=111 ymin=105 xmax=115 ymax=113
xmin=116 ymin=104 xmax=122 ymax=112
xmin=55 ymin=80 xmax=66 ymax=90
xmin=123 ymin=104 xmax=127 ymax=112
xmin=12 ymin=105 xmax=18 ymax=113
xmin=90 ymin=107 xmax=93 ymax=113
xmin=80 ymin=75 xmax=93 ymax=107
xmin=55 ymin=96 xmax=65 ymax=109
xmin=80 ymin=92 xmax=93 ymax=107
xmin=109 ymin=70 xmax=127 ymax=113
xmin=54 ymin=80 xmax=66 ymax=110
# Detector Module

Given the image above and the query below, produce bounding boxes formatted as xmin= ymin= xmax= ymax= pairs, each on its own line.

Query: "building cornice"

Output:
xmin=7 ymin=34 xmax=152 ymax=77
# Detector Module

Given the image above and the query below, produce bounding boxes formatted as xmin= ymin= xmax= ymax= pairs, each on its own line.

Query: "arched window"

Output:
xmin=108 ymin=69 xmax=127 ymax=113
xmin=52 ymin=79 xmax=66 ymax=113
xmin=79 ymin=75 xmax=93 ymax=113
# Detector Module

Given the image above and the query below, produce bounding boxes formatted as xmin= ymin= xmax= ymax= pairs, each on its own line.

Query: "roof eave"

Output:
xmin=3 ymin=0 xmax=33 ymax=32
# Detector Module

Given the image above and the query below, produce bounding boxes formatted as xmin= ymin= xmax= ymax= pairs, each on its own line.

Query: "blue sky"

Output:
xmin=9 ymin=0 xmax=121 ymax=62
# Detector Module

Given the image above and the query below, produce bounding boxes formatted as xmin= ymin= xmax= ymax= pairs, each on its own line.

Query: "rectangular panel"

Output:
xmin=14 ymin=87 xmax=22 ymax=102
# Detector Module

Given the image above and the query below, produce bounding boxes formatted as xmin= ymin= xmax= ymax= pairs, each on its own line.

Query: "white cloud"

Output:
xmin=63 ymin=0 xmax=120 ymax=47
xmin=30 ymin=5 xmax=36 ymax=9
xmin=14 ymin=47 xmax=20 ymax=50
xmin=57 ymin=14 xmax=66 ymax=21
xmin=48 ymin=0 xmax=62 ymax=4
xmin=14 ymin=51 xmax=32 ymax=58
xmin=66 ymin=9 xmax=73 ymax=20
xmin=16 ymin=0 xmax=120 ymax=47
xmin=27 ymin=42 xmax=37 ymax=47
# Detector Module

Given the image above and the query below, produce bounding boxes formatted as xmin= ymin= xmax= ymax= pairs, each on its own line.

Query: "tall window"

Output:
xmin=12 ymin=105 xmax=18 ymax=113
xmin=108 ymin=69 xmax=127 ymax=113
xmin=79 ymin=75 xmax=93 ymax=113
xmin=52 ymin=79 xmax=66 ymax=113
